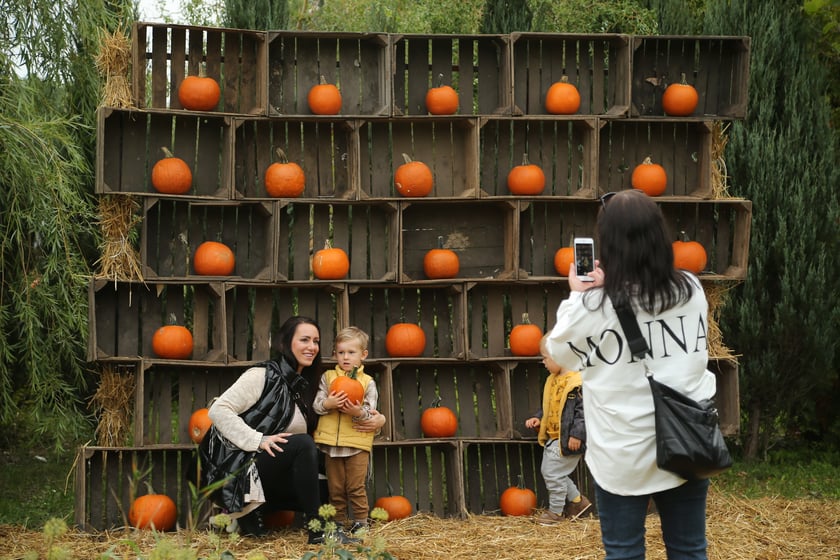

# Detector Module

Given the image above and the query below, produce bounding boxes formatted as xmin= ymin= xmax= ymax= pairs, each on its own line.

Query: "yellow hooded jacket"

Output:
xmin=314 ymin=365 xmax=376 ymax=452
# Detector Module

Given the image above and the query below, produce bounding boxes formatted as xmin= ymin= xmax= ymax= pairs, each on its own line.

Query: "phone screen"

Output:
xmin=574 ymin=239 xmax=595 ymax=280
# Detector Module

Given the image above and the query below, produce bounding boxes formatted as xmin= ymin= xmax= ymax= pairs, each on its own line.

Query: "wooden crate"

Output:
xmin=710 ymin=357 xmax=740 ymax=437
xmin=465 ymin=283 xmax=568 ymax=360
xmin=631 ymin=36 xmax=751 ymax=119
xmin=389 ymin=362 xmax=510 ymax=441
xmin=358 ymin=118 xmax=480 ymax=198
xmin=132 ymin=23 xmax=267 ymax=115
xmin=268 ymin=31 xmax=390 ymax=116
xmin=275 ymin=201 xmax=398 ymax=282
xmin=660 ymin=198 xmax=751 ymax=279
xmin=96 ymin=108 xmax=232 ymax=198
xmin=401 ymin=200 xmax=517 ymax=281
xmin=598 ymin=119 xmax=713 ymax=198
xmin=232 ymin=117 xmax=358 ymax=199
xmin=510 ymin=33 xmax=632 ymax=117
xmin=479 ymin=117 xmax=598 ymax=197
xmin=518 ymin=199 xmax=599 ymax=280
xmin=224 ymin=283 xmax=345 ymax=363
xmin=87 ymin=279 xmax=225 ymax=363
xmin=391 ymin=34 xmax=511 ymax=116
xmin=509 ymin=362 xmax=549 ymax=439
xmin=369 ymin=442 xmax=465 ymax=517
xmin=141 ymin=199 xmax=275 ymax=281
xmin=74 ymin=445 xmax=199 ymax=531
xmin=347 ymin=285 xmax=466 ymax=360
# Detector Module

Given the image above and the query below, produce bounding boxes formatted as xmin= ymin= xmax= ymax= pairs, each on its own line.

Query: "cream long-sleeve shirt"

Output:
xmin=208 ymin=366 xmax=308 ymax=452
xmin=544 ymin=274 xmax=716 ymax=496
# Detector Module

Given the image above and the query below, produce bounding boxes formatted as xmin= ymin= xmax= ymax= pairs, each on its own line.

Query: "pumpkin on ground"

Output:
xmin=264 ymin=509 xmax=296 ymax=529
xmin=308 ymin=75 xmax=342 ymax=115
xmin=374 ymin=494 xmax=413 ymax=521
xmin=509 ymin=313 xmax=543 ymax=357
xmin=152 ymin=325 xmax=193 ymax=360
xmin=420 ymin=398 xmax=458 ymax=438
xmin=631 ymin=156 xmax=668 ymax=196
xmin=507 ymin=153 xmax=546 ymax=195
xmin=151 ymin=147 xmax=192 ymax=194
xmin=499 ymin=476 xmax=537 ymax=517
xmin=129 ymin=493 xmax=177 ymax=530
xmin=423 ymin=236 xmax=459 ymax=279
xmin=193 ymin=241 xmax=235 ymax=276
xmin=329 ymin=368 xmax=365 ymax=404
xmin=264 ymin=148 xmax=305 ymax=197
xmin=312 ymin=240 xmax=350 ymax=280
xmin=385 ymin=323 xmax=426 ymax=357
xmin=662 ymin=73 xmax=699 ymax=117
xmin=425 ymin=74 xmax=459 ymax=115
xmin=545 ymin=76 xmax=581 ymax=115
xmin=394 ymin=153 xmax=434 ymax=197
xmin=672 ymin=232 xmax=708 ymax=274
xmin=553 ymin=246 xmax=574 ymax=276
xmin=177 ymin=75 xmax=221 ymax=112
xmin=188 ymin=408 xmax=212 ymax=444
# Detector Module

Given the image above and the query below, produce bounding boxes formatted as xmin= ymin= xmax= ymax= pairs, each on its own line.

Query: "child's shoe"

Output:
xmin=565 ymin=495 xmax=593 ymax=520
xmin=348 ymin=520 xmax=368 ymax=534
xmin=536 ymin=509 xmax=565 ymax=525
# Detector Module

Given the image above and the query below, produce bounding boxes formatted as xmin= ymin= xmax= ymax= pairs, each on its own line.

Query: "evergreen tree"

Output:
xmin=704 ymin=0 xmax=840 ymax=457
xmin=224 ymin=0 xmax=289 ymax=30
xmin=638 ymin=0 xmax=703 ymax=34
xmin=480 ymin=0 xmax=532 ymax=34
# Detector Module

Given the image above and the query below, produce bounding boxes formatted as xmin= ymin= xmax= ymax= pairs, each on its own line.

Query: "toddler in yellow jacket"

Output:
xmin=313 ymin=326 xmax=379 ymax=533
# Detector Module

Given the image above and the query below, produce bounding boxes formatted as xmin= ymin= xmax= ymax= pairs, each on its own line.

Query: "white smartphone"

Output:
xmin=573 ymin=237 xmax=596 ymax=281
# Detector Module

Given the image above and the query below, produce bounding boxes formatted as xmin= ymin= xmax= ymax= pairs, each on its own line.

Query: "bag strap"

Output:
xmin=609 ymin=295 xmax=650 ymax=360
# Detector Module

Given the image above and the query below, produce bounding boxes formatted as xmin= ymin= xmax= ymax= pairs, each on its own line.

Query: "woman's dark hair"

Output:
xmin=595 ymin=190 xmax=694 ymax=314
xmin=276 ymin=315 xmax=322 ymax=429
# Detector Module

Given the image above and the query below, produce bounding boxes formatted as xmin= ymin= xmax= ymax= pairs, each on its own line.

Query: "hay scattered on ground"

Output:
xmin=95 ymin=195 xmax=144 ymax=283
xmin=88 ymin=364 xmax=135 ymax=447
xmin=95 ymin=27 xmax=133 ymax=108
xmin=710 ymin=121 xmax=732 ymax=200
xmin=3 ymin=491 xmax=839 ymax=559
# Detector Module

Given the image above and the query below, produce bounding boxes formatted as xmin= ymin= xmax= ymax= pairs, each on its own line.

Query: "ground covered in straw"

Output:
xmin=3 ymin=490 xmax=839 ymax=559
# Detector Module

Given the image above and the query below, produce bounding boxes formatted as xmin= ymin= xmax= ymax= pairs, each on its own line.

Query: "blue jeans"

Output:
xmin=595 ymin=478 xmax=710 ymax=560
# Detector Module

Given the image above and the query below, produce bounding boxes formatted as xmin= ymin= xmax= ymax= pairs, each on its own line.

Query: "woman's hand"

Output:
xmin=568 ymin=260 xmax=604 ymax=292
xmin=354 ymin=409 xmax=386 ymax=433
xmin=259 ymin=432 xmax=291 ymax=457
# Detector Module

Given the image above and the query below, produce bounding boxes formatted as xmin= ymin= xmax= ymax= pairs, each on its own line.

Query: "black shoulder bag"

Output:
xmin=612 ymin=297 xmax=733 ymax=480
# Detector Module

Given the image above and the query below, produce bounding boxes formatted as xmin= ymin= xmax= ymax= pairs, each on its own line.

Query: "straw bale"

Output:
xmin=703 ymin=280 xmax=740 ymax=361
xmin=3 ymin=490 xmax=839 ymax=559
xmin=95 ymin=27 xmax=133 ymax=108
xmin=710 ymin=121 xmax=732 ymax=200
xmin=95 ymin=194 xmax=144 ymax=283
xmin=88 ymin=364 xmax=134 ymax=447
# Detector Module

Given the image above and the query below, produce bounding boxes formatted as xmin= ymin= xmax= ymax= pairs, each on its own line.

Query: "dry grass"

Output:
xmin=3 ymin=490 xmax=839 ymax=559
xmin=94 ymin=195 xmax=144 ymax=283
xmin=95 ymin=27 xmax=133 ymax=108
xmin=88 ymin=364 xmax=135 ymax=447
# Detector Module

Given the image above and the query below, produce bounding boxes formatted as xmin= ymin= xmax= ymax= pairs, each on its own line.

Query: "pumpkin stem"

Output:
xmin=516 ymin=473 xmax=526 ymax=489
xmin=323 ymin=239 xmax=332 ymax=250
xmin=435 ymin=72 xmax=445 ymax=88
xmin=437 ymin=235 xmax=446 ymax=250
xmin=642 ymin=156 xmax=654 ymax=165
xmin=520 ymin=153 xmax=531 ymax=166
xmin=678 ymin=230 xmax=690 ymax=242
xmin=521 ymin=312 xmax=531 ymax=325
xmin=401 ymin=152 xmax=413 ymax=165
xmin=167 ymin=312 xmax=178 ymax=326
xmin=386 ymin=481 xmax=395 ymax=497
xmin=349 ymin=365 xmax=358 ymax=380
xmin=160 ymin=146 xmax=175 ymax=159
xmin=274 ymin=147 xmax=289 ymax=164
xmin=680 ymin=72 xmax=689 ymax=85
xmin=561 ymin=75 xmax=570 ymax=84
xmin=431 ymin=395 xmax=443 ymax=408
xmin=319 ymin=74 xmax=328 ymax=85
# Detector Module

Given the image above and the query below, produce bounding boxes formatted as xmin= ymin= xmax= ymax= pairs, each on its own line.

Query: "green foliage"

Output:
xmin=298 ymin=0 xmax=484 ymax=33
xmin=803 ymin=0 xmax=840 ymax=150
xmin=529 ymin=0 xmax=658 ymax=34
xmin=480 ymin=0 xmax=533 ymax=33
xmin=704 ymin=0 xmax=840 ymax=457
xmin=302 ymin=504 xmax=395 ymax=560
xmin=224 ymin=0 xmax=289 ymax=30
xmin=637 ymin=0 xmax=704 ymax=34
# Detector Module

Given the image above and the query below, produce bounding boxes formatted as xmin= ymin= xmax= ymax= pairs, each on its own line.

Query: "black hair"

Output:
xmin=276 ymin=315 xmax=322 ymax=430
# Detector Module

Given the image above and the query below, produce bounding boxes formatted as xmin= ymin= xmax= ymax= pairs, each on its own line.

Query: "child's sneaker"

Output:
xmin=565 ymin=495 xmax=593 ymax=520
xmin=348 ymin=520 xmax=368 ymax=535
xmin=536 ymin=510 xmax=565 ymax=525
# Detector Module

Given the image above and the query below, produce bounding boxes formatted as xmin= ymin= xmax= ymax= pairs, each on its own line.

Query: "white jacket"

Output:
xmin=545 ymin=274 xmax=716 ymax=495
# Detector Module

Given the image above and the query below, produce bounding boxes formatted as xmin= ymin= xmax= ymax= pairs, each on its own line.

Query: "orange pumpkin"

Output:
xmin=553 ymin=246 xmax=574 ymax=276
xmin=394 ymin=153 xmax=433 ymax=197
xmin=151 ymin=147 xmax=192 ymax=194
xmin=264 ymin=509 xmax=296 ymax=529
xmin=312 ymin=241 xmax=350 ymax=280
xmin=374 ymin=494 xmax=413 ymax=520
xmin=507 ymin=153 xmax=546 ymax=195
xmin=385 ymin=323 xmax=426 ymax=357
xmin=545 ymin=76 xmax=581 ymax=115
xmin=673 ymin=232 xmax=708 ymax=274
xmin=662 ymin=73 xmax=699 ymax=117
xmin=425 ymin=74 xmax=459 ymax=115
xmin=177 ymin=75 xmax=221 ymax=112
xmin=631 ymin=156 xmax=667 ymax=196
xmin=188 ymin=408 xmax=212 ymax=444
xmin=129 ymin=493 xmax=177 ymax=530
xmin=193 ymin=241 xmax=235 ymax=276
xmin=509 ymin=313 xmax=543 ymax=357
xmin=264 ymin=148 xmax=305 ymax=197
xmin=152 ymin=325 xmax=193 ymax=360
xmin=329 ymin=373 xmax=365 ymax=404
xmin=420 ymin=398 xmax=458 ymax=438
xmin=307 ymin=75 xmax=342 ymax=115
xmin=424 ymin=236 xmax=459 ymax=279
xmin=499 ymin=476 xmax=537 ymax=517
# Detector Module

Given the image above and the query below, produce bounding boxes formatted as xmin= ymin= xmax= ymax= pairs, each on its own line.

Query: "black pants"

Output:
xmin=254 ymin=433 xmax=321 ymax=518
